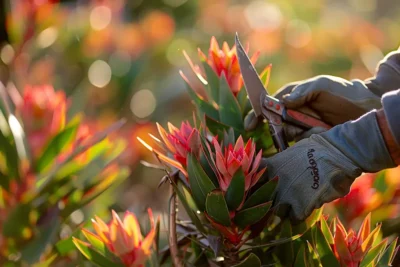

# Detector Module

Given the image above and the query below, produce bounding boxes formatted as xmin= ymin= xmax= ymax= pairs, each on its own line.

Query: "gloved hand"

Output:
xmin=262 ymin=109 xmax=396 ymax=223
xmin=245 ymin=75 xmax=382 ymax=140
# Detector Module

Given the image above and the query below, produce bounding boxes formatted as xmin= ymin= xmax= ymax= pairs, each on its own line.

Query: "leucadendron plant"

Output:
xmin=0 ymin=83 xmax=130 ymax=266
xmin=136 ymin=36 xmax=399 ymax=266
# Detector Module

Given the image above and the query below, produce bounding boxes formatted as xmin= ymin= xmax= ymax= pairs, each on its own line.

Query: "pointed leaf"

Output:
xmin=187 ymin=153 xmax=216 ymax=211
xmin=233 ymin=201 xmax=272 ymax=228
xmin=171 ymin=178 xmax=206 ymax=234
xmin=377 ymin=238 xmax=398 ymax=266
xmin=361 ymin=224 xmax=382 ymax=252
xmin=218 ymin=75 xmax=244 ymax=130
xmin=360 ymin=239 xmax=388 ymax=267
xmin=0 ymin=126 xmax=20 ymax=185
xmin=276 ymin=219 xmax=295 ymax=266
xmin=294 ymin=244 xmax=307 ymax=267
xmin=314 ymin=225 xmax=340 ymax=267
xmin=206 ymin=190 xmax=231 ymax=227
xmin=225 ymin=169 xmax=245 ymax=211
xmin=243 ymin=234 xmax=302 ymax=250
xmin=207 ymin=235 xmax=222 ymax=258
xmin=232 ymin=253 xmax=261 ymax=267
xmin=260 ymin=64 xmax=272 ymax=87
xmin=205 ymin=115 xmax=231 ymax=136
xmin=82 ymin=230 xmax=114 ymax=259
xmin=236 ymin=87 xmax=250 ymax=116
xmin=181 ymin=72 xmax=219 ymax=121
xmin=358 ymin=213 xmax=371 ymax=243
xmin=73 ymin=238 xmax=124 ymax=267
xmin=31 ymin=254 xmax=57 ymax=267
xmin=36 ymin=121 xmax=79 ymax=172
xmin=242 ymin=176 xmax=278 ymax=209
xmin=306 ymin=240 xmax=322 ymax=266
xmin=201 ymin=61 xmax=220 ymax=102
xmin=320 ymin=216 xmax=334 ymax=245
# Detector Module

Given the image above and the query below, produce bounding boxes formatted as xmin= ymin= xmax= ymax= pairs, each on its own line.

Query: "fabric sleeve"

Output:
xmin=382 ymin=89 xmax=400 ymax=146
xmin=365 ymin=49 xmax=400 ymax=97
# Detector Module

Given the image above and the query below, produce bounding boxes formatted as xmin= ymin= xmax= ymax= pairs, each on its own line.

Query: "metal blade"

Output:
xmin=235 ymin=33 xmax=267 ymax=117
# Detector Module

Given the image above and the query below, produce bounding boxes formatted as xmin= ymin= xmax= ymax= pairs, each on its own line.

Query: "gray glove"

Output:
xmin=245 ymin=75 xmax=382 ymax=140
xmin=263 ymin=109 xmax=395 ymax=223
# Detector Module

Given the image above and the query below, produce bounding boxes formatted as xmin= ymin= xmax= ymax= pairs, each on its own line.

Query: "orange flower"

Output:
xmin=332 ymin=214 xmax=386 ymax=267
xmin=184 ymin=37 xmax=260 ymax=96
xmin=78 ymin=209 xmax=156 ymax=267
xmin=138 ymin=121 xmax=200 ymax=176
xmin=16 ymin=85 xmax=67 ymax=157
xmin=211 ymin=136 xmax=265 ymax=192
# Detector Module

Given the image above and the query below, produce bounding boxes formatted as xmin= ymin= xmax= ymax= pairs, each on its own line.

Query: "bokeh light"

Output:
xmin=130 ymin=89 xmax=157 ymax=119
xmin=90 ymin=5 xmax=112 ymax=31
xmin=0 ymin=44 xmax=14 ymax=65
xmin=88 ymin=60 xmax=112 ymax=88
xmin=36 ymin=27 xmax=58 ymax=49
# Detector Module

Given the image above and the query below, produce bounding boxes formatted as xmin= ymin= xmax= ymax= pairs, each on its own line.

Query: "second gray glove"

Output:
xmin=263 ymin=109 xmax=395 ymax=222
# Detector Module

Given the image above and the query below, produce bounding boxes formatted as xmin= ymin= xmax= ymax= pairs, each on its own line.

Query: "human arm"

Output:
xmin=245 ymin=48 xmax=400 ymax=140
xmin=263 ymin=102 xmax=399 ymax=222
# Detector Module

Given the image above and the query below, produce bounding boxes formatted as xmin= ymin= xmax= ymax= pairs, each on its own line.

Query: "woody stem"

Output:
xmin=169 ymin=176 xmax=183 ymax=267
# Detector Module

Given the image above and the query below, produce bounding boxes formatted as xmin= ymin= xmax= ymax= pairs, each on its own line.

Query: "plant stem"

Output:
xmin=169 ymin=177 xmax=183 ymax=267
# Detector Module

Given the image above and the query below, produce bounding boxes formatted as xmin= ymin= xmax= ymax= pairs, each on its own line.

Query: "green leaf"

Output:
xmin=360 ymin=239 xmax=388 ymax=267
xmin=306 ymin=240 xmax=322 ymax=267
xmin=73 ymin=238 xmax=124 ymax=267
xmin=223 ymin=128 xmax=236 ymax=149
xmin=182 ymin=76 xmax=219 ymax=121
xmin=2 ymin=203 xmax=31 ymax=237
xmin=275 ymin=219 xmax=295 ymax=266
xmin=377 ymin=238 xmax=398 ymax=266
xmin=21 ymin=213 xmax=61 ymax=264
xmin=314 ymin=225 xmax=340 ymax=267
xmin=225 ymin=169 xmax=245 ymax=211
xmin=36 ymin=121 xmax=79 ymax=172
xmin=61 ymin=167 xmax=130 ymax=217
xmin=233 ymin=202 xmax=272 ymax=228
xmin=82 ymin=230 xmax=115 ymax=259
xmin=218 ymin=75 xmax=244 ymax=130
xmin=320 ymin=216 xmax=334 ymax=245
xmin=373 ymin=172 xmax=388 ymax=194
xmin=206 ymin=190 xmax=231 ymax=227
xmin=0 ymin=169 xmax=10 ymax=193
xmin=294 ymin=244 xmax=307 ymax=267
xmin=187 ymin=153 xmax=216 ymax=211
xmin=205 ymin=115 xmax=231 ymax=136
xmin=202 ymin=61 xmax=220 ymax=102
xmin=236 ymin=87 xmax=250 ymax=116
xmin=31 ymin=254 xmax=57 ymax=267
xmin=242 ymin=176 xmax=278 ymax=209
xmin=243 ymin=234 xmax=302 ymax=251
xmin=0 ymin=127 xmax=20 ymax=185
xmin=233 ymin=253 xmax=261 ymax=267
xmin=171 ymin=178 xmax=206 ymax=234
xmin=56 ymin=236 xmax=76 ymax=256
xmin=260 ymin=65 xmax=272 ymax=86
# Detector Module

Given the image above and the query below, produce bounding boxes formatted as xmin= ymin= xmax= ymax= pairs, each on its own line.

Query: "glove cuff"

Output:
xmin=319 ymin=110 xmax=396 ymax=173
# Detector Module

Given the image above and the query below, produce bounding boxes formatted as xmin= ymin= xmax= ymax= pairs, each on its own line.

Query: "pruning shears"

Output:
xmin=235 ymin=33 xmax=332 ymax=152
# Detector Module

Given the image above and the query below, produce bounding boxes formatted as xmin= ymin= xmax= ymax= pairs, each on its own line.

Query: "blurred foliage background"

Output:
xmin=1 ymin=0 xmax=399 ymax=231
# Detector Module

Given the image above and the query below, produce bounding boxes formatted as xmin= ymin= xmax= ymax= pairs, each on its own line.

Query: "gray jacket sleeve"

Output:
xmin=382 ymin=90 xmax=400 ymax=146
xmin=365 ymin=49 xmax=400 ymax=97
xmin=362 ymin=48 xmax=400 ymax=146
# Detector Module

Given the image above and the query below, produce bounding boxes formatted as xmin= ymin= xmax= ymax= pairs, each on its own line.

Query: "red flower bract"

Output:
xmin=137 ymin=121 xmax=200 ymax=177
xmin=16 ymin=85 xmax=67 ymax=157
xmin=212 ymin=136 xmax=265 ymax=192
